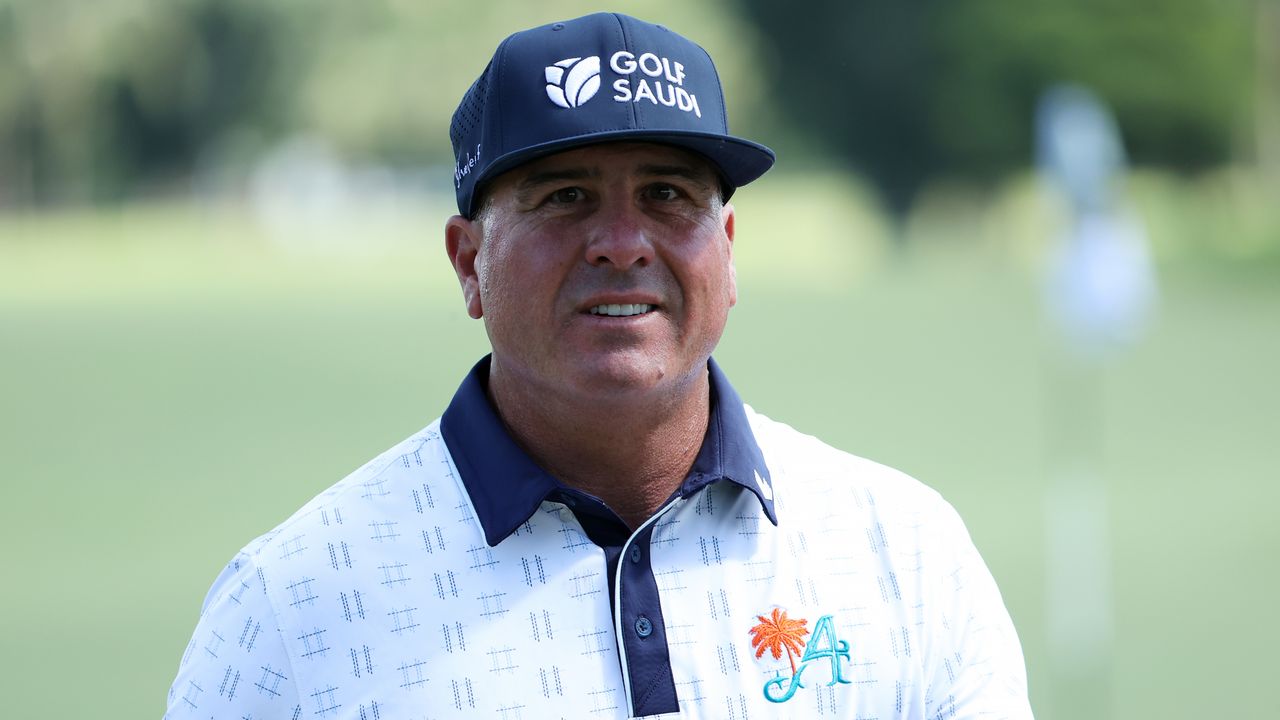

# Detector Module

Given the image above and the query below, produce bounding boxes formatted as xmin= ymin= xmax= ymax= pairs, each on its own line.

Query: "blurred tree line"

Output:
xmin=0 ymin=0 xmax=1263 ymax=213
xmin=740 ymin=0 xmax=1261 ymax=216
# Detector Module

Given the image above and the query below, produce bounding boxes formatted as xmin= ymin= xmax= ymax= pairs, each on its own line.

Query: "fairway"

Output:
xmin=1 ymin=195 xmax=1277 ymax=719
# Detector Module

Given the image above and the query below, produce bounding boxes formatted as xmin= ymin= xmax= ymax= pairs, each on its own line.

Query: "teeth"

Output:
xmin=589 ymin=303 xmax=653 ymax=317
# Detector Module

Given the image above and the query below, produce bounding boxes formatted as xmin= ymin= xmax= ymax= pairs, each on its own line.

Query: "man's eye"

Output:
xmin=549 ymin=187 xmax=584 ymax=204
xmin=645 ymin=184 xmax=681 ymax=201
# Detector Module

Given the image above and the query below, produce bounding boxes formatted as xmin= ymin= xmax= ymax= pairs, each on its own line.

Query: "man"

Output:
xmin=166 ymin=13 xmax=1032 ymax=719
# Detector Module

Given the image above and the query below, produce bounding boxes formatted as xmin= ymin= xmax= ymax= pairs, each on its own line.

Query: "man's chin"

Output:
xmin=563 ymin=352 xmax=688 ymax=399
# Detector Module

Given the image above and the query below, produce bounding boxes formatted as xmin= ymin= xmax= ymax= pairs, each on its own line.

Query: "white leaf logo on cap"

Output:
xmin=545 ymin=56 xmax=601 ymax=108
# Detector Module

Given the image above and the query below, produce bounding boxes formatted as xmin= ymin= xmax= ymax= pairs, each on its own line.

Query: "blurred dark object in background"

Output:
xmin=739 ymin=0 xmax=1259 ymax=219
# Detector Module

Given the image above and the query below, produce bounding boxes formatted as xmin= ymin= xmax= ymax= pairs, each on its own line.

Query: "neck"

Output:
xmin=487 ymin=361 xmax=711 ymax=529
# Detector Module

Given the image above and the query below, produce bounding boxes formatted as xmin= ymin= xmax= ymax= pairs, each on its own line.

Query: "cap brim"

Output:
xmin=466 ymin=130 xmax=775 ymax=217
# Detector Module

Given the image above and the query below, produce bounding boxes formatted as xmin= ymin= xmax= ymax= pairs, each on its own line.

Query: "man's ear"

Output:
xmin=722 ymin=201 xmax=737 ymax=308
xmin=445 ymin=215 xmax=484 ymax=319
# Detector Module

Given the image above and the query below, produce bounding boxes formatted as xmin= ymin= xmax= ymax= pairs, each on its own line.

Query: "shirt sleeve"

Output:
xmin=164 ymin=551 xmax=303 ymax=719
xmin=922 ymin=499 xmax=1035 ymax=719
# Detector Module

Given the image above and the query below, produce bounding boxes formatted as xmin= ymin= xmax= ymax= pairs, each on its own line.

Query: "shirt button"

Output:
xmin=634 ymin=616 xmax=653 ymax=638
xmin=629 ymin=546 xmax=642 ymax=563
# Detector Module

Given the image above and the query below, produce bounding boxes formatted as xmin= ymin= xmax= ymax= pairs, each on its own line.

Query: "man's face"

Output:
xmin=446 ymin=142 xmax=737 ymax=403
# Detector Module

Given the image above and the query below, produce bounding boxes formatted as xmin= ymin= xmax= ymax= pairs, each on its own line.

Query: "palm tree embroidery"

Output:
xmin=749 ymin=608 xmax=810 ymax=674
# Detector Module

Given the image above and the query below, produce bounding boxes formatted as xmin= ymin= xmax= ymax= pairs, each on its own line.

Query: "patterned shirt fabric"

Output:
xmin=165 ymin=357 xmax=1032 ymax=719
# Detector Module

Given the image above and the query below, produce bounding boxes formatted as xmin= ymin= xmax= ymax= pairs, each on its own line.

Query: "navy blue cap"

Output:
xmin=449 ymin=12 xmax=776 ymax=218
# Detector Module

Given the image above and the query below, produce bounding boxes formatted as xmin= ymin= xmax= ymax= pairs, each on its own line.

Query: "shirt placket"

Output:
xmin=613 ymin=497 xmax=684 ymax=717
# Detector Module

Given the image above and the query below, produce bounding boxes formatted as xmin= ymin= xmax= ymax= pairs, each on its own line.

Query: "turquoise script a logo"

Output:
xmin=761 ymin=614 xmax=852 ymax=703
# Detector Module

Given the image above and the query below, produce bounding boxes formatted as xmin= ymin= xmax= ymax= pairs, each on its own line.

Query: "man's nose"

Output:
xmin=584 ymin=201 xmax=655 ymax=270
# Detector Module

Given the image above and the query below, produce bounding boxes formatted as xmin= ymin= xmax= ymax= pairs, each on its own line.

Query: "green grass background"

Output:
xmin=2 ymin=176 xmax=1277 ymax=718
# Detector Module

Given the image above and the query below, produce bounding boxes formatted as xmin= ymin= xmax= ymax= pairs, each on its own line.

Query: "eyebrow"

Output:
xmin=636 ymin=163 xmax=715 ymax=191
xmin=516 ymin=168 xmax=597 ymax=194
xmin=511 ymin=167 xmax=594 ymax=206
xmin=512 ymin=159 xmax=716 ymax=203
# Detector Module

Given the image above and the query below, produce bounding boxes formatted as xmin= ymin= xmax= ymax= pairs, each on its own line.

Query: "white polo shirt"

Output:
xmin=165 ymin=357 xmax=1032 ymax=719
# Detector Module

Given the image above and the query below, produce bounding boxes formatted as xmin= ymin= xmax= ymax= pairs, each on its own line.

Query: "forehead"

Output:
xmin=487 ymin=142 xmax=719 ymax=193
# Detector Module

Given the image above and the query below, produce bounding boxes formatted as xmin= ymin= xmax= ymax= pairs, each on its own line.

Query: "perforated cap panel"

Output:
xmin=450 ymin=64 xmax=490 ymax=153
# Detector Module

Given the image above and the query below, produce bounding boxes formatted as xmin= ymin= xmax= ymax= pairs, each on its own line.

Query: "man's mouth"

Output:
xmin=588 ymin=303 xmax=655 ymax=317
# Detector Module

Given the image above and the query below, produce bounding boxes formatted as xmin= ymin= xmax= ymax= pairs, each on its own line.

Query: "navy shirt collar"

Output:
xmin=440 ymin=355 xmax=778 ymax=547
